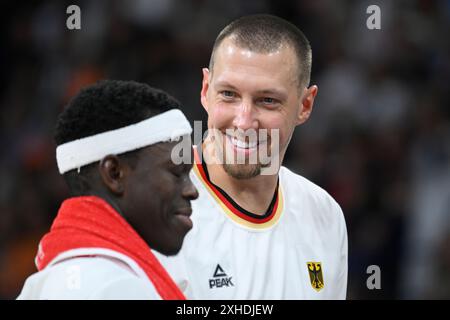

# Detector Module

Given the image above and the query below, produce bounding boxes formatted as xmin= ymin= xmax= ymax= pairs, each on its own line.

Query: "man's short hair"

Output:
xmin=209 ymin=14 xmax=312 ymax=88
xmin=54 ymin=80 xmax=182 ymax=194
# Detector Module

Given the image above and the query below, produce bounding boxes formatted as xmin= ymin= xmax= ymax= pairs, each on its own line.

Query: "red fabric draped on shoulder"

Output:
xmin=36 ymin=196 xmax=185 ymax=300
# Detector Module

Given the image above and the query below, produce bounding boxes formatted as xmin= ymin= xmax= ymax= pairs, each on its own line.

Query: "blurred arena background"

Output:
xmin=0 ymin=0 xmax=449 ymax=299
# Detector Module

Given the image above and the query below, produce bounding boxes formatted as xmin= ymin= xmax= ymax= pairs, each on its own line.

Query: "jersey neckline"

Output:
xmin=192 ymin=145 xmax=284 ymax=229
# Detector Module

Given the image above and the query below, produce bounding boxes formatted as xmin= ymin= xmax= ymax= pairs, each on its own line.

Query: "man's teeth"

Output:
xmin=230 ymin=136 xmax=258 ymax=149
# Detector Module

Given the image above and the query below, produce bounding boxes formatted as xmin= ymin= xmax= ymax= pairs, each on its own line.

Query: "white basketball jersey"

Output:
xmin=154 ymin=147 xmax=348 ymax=299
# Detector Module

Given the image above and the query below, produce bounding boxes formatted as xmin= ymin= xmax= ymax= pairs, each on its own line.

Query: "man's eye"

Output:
xmin=172 ymin=171 xmax=181 ymax=178
xmin=262 ymin=97 xmax=276 ymax=104
xmin=221 ymin=91 xmax=235 ymax=98
xmin=171 ymin=168 xmax=183 ymax=178
xmin=171 ymin=164 xmax=191 ymax=178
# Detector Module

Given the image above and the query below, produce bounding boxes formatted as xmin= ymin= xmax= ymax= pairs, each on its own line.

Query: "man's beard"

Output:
xmin=222 ymin=162 xmax=261 ymax=180
xmin=210 ymin=128 xmax=274 ymax=179
xmin=218 ymin=140 xmax=272 ymax=180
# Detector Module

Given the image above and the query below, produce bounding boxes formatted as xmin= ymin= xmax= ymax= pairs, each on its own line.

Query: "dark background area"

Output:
xmin=0 ymin=0 xmax=449 ymax=299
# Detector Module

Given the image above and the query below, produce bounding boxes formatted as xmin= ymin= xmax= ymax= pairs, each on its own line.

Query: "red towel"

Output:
xmin=35 ymin=196 xmax=185 ymax=300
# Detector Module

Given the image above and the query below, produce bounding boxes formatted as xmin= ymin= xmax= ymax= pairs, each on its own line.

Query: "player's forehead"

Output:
xmin=214 ymin=37 xmax=296 ymax=62
xmin=140 ymin=141 xmax=192 ymax=167
xmin=134 ymin=142 xmax=173 ymax=166
xmin=212 ymin=38 xmax=299 ymax=90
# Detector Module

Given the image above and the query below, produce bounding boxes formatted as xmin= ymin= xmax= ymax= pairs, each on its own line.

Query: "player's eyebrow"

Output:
xmin=214 ymin=81 xmax=238 ymax=90
xmin=254 ymin=89 xmax=287 ymax=101
xmin=214 ymin=81 xmax=288 ymax=100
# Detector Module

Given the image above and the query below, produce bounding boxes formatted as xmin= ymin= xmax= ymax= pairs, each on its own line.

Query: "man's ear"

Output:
xmin=200 ymin=68 xmax=210 ymax=112
xmin=98 ymin=155 xmax=126 ymax=196
xmin=296 ymin=85 xmax=318 ymax=125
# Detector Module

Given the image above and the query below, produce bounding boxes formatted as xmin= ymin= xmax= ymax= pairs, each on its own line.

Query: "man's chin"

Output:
xmin=222 ymin=163 xmax=261 ymax=180
xmin=156 ymin=242 xmax=183 ymax=256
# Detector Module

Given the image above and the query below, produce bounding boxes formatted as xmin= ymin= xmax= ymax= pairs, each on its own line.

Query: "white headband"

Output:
xmin=56 ymin=109 xmax=192 ymax=174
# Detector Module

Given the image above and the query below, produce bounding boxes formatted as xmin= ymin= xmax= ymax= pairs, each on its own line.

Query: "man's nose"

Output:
xmin=182 ymin=178 xmax=199 ymax=201
xmin=233 ymin=100 xmax=258 ymax=131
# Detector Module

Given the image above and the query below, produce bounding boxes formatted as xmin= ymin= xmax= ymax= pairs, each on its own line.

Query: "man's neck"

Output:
xmin=201 ymin=142 xmax=279 ymax=215
xmin=84 ymin=190 xmax=124 ymax=217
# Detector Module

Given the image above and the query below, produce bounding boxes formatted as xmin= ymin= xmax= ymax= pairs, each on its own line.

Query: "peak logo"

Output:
xmin=209 ymin=264 xmax=234 ymax=289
